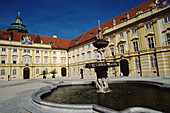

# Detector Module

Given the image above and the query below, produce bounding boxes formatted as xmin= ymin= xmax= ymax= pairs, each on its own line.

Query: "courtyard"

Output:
xmin=0 ymin=75 xmax=170 ymax=113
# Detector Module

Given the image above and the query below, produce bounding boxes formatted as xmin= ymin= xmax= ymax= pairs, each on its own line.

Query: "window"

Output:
xmin=110 ymin=36 xmax=113 ymax=41
xmin=1 ymin=57 xmax=5 ymax=64
xmin=132 ymin=28 xmax=137 ymax=34
xmin=95 ymin=52 xmax=98 ymax=58
xmin=166 ymin=33 xmax=170 ymax=45
xmin=36 ymin=50 xmax=39 ymax=53
xmin=23 ymin=57 xmax=30 ymax=64
xmin=45 ymin=69 xmax=48 ymax=73
xmin=82 ymin=47 xmax=84 ymax=51
xmin=1 ymin=70 xmax=5 ymax=75
xmin=13 ymin=69 xmax=16 ymax=75
xmin=61 ymin=52 xmax=66 ymax=55
xmin=83 ymin=55 xmax=85 ymax=61
xmin=53 ymin=58 xmax=56 ymax=64
xmin=146 ymin=22 xmax=152 ymax=29
xmin=112 ymin=67 xmax=115 ymax=70
xmin=133 ymin=41 xmax=139 ymax=52
xmin=164 ymin=16 xmax=170 ymax=23
xmin=53 ymin=51 xmax=56 ymax=54
xmin=88 ymin=53 xmax=91 ymax=60
xmin=36 ymin=69 xmax=39 ymax=74
xmin=2 ymin=48 xmax=6 ymax=51
xmin=44 ymin=51 xmax=48 ymax=54
xmin=73 ymin=68 xmax=75 ymax=73
xmin=36 ymin=58 xmax=39 ymax=64
xmin=148 ymin=37 xmax=155 ymax=49
xmin=88 ymin=44 xmax=91 ymax=49
xmin=110 ymin=48 xmax=114 ymax=56
xmin=61 ymin=59 xmax=66 ymax=64
xmin=13 ymin=49 xmax=17 ymax=52
xmin=135 ymin=59 xmax=140 ymax=69
xmin=151 ymin=57 xmax=156 ymax=68
xmin=77 ymin=56 xmax=79 ymax=62
xmin=120 ymin=32 xmax=124 ymax=38
xmin=120 ymin=45 xmax=124 ymax=54
xmin=24 ymin=49 xmax=30 ymax=53
xmin=44 ymin=58 xmax=48 ymax=64
xmin=13 ymin=57 xmax=17 ymax=64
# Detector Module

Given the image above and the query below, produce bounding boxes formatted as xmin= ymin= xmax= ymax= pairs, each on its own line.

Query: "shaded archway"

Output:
xmin=61 ymin=67 xmax=67 ymax=77
xmin=120 ymin=60 xmax=129 ymax=76
xmin=23 ymin=68 xmax=30 ymax=79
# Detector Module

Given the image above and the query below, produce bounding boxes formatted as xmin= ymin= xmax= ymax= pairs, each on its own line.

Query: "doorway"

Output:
xmin=23 ymin=68 xmax=30 ymax=79
xmin=120 ymin=60 xmax=129 ymax=76
xmin=61 ymin=67 xmax=66 ymax=77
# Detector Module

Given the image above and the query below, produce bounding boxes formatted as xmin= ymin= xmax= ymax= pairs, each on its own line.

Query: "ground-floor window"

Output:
xmin=13 ymin=69 xmax=16 ymax=75
xmin=135 ymin=59 xmax=140 ymax=69
xmin=36 ymin=69 xmax=39 ymax=74
xmin=1 ymin=70 xmax=5 ymax=75
xmin=151 ymin=57 xmax=156 ymax=68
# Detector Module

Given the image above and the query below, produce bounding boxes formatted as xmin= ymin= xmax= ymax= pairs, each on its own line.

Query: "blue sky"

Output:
xmin=0 ymin=0 xmax=148 ymax=39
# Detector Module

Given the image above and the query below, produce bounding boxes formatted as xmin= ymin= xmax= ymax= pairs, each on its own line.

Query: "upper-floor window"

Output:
xmin=13 ymin=57 xmax=17 ymax=64
xmin=24 ymin=49 xmax=30 ymax=53
xmin=2 ymin=48 xmax=6 ymax=51
xmin=53 ymin=51 xmax=56 ymax=54
xmin=120 ymin=45 xmax=124 ymax=54
xmin=61 ymin=52 xmax=66 ymax=55
xmin=151 ymin=57 xmax=156 ymax=68
xmin=44 ymin=51 xmax=48 ymax=54
xmin=95 ymin=52 xmax=98 ymax=59
xmin=120 ymin=32 xmax=124 ymax=38
xmin=36 ymin=58 xmax=39 ymax=64
xmin=132 ymin=28 xmax=137 ymax=34
xmin=13 ymin=49 xmax=17 ymax=52
xmin=164 ymin=16 xmax=170 ymax=23
xmin=23 ymin=57 xmax=30 ymax=64
xmin=88 ymin=44 xmax=91 ymax=49
xmin=1 ymin=70 xmax=5 ymax=75
xmin=82 ymin=46 xmax=84 ymax=51
xmin=44 ymin=58 xmax=48 ymax=64
xmin=146 ymin=22 xmax=152 ymax=29
xmin=36 ymin=50 xmax=39 ymax=53
xmin=1 ymin=57 xmax=5 ymax=64
xmin=148 ymin=37 xmax=155 ymax=49
xmin=133 ymin=41 xmax=139 ymax=52
xmin=53 ymin=58 xmax=56 ymax=64
xmin=110 ymin=48 xmax=114 ymax=56
xmin=166 ymin=33 xmax=170 ymax=45
xmin=110 ymin=36 xmax=113 ymax=41
xmin=88 ymin=53 xmax=91 ymax=60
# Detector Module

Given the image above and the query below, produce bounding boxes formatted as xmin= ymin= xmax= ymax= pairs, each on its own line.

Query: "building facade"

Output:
xmin=0 ymin=0 xmax=170 ymax=79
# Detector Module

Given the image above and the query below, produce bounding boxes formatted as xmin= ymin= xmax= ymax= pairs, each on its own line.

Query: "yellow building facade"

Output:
xmin=0 ymin=0 xmax=170 ymax=79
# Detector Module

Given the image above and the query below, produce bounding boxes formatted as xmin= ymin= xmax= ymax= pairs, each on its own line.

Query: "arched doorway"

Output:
xmin=120 ymin=60 xmax=129 ymax=76
xmin=61 ymin=67 xmax=67 ymax=77
xmin=23 ymin=68 xmax=30 ymax=79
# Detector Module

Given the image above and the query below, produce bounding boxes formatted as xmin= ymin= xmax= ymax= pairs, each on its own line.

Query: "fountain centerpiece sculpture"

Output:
xmin=86 ymin=20 xmax=119 ymax=93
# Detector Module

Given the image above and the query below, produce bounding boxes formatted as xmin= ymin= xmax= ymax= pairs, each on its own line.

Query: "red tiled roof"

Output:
xmin=0 ymin=30 xmax=72 ymax=49
xmin=0 ymin=0 xmax=156 ymax=49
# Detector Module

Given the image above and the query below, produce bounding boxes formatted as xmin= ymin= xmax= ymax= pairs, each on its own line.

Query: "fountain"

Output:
xmin=85 ymin=20 xmax=119 ymax=93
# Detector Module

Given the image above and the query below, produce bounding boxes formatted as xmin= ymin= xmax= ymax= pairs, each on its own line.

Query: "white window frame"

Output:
xmin=36 ymin=50 xmax=39 ymax=53
xmin=164 ymin=16 xmax=170 ymax=23
xmin=1 ymin=57 xmax=5 ymax=64
xmin=135 ymin=59 xmax=140 ymax=69
xmin=132 ymin=28 xmax=137 ymax=34
xmin=120 ymin=32 xmax=124 ymax=38
xmin=44 ymin=58 xmax=48 ymax=64
xmin=1 ymin=70 xmax=5 ymax=75
xmin=120 ymin=45 xmax=124 ymax=54
xmin=13 ymin=49 xmax=17 ymax=52
xmin=36 ymin=58 xmax=39 ymax=64
xmin=2 ymin=48 xmax=6 ymax=51
xmin=133 ymin=41 xmax=139 ymax=52
xmin=166 ymin=33 xmax=170 ymax=45
xmin=146 ymin=22 xmax=152 ymax=29
xmin=151 ymin=57 xmax=156 ymax=68
xmin=148 ymin=37 xmax=155 ymax=49
xmin=13 ymin=69 xmax=16 ymax=75
xmin=53 ymin=58 xmax=56 ymax=64
xmin=13 ymin=57 xmax=17 ymax=64
xmin=36 ymin=69 xmax=39 ymax=74
xmin=110 ymin=48 xmax=114 ymax=56
xmin=110 ymin=36 xmax=113 ymax=41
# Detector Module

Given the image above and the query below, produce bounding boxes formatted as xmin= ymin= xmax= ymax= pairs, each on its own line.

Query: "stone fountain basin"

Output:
xmin=31 ymin=80 xmax=169 ymax=113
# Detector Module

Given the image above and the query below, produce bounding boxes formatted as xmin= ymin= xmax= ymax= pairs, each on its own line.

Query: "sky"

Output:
xmin=0 ymin=0 xmax=148 ymax=40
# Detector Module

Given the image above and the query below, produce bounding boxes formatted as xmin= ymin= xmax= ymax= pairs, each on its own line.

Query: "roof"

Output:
xmin=0 ymin=30 xmax=72 ymax=49
xmin=0 ymin=0 xmax=156 ymax=49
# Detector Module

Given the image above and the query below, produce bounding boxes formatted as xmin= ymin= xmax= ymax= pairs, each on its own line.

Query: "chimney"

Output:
xmin=53 ymin=35 xmax=57 ymax=38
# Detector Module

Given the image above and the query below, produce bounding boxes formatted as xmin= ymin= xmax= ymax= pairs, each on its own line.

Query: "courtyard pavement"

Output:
xmin=0 ymin=75 xmax=170 ymax=113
